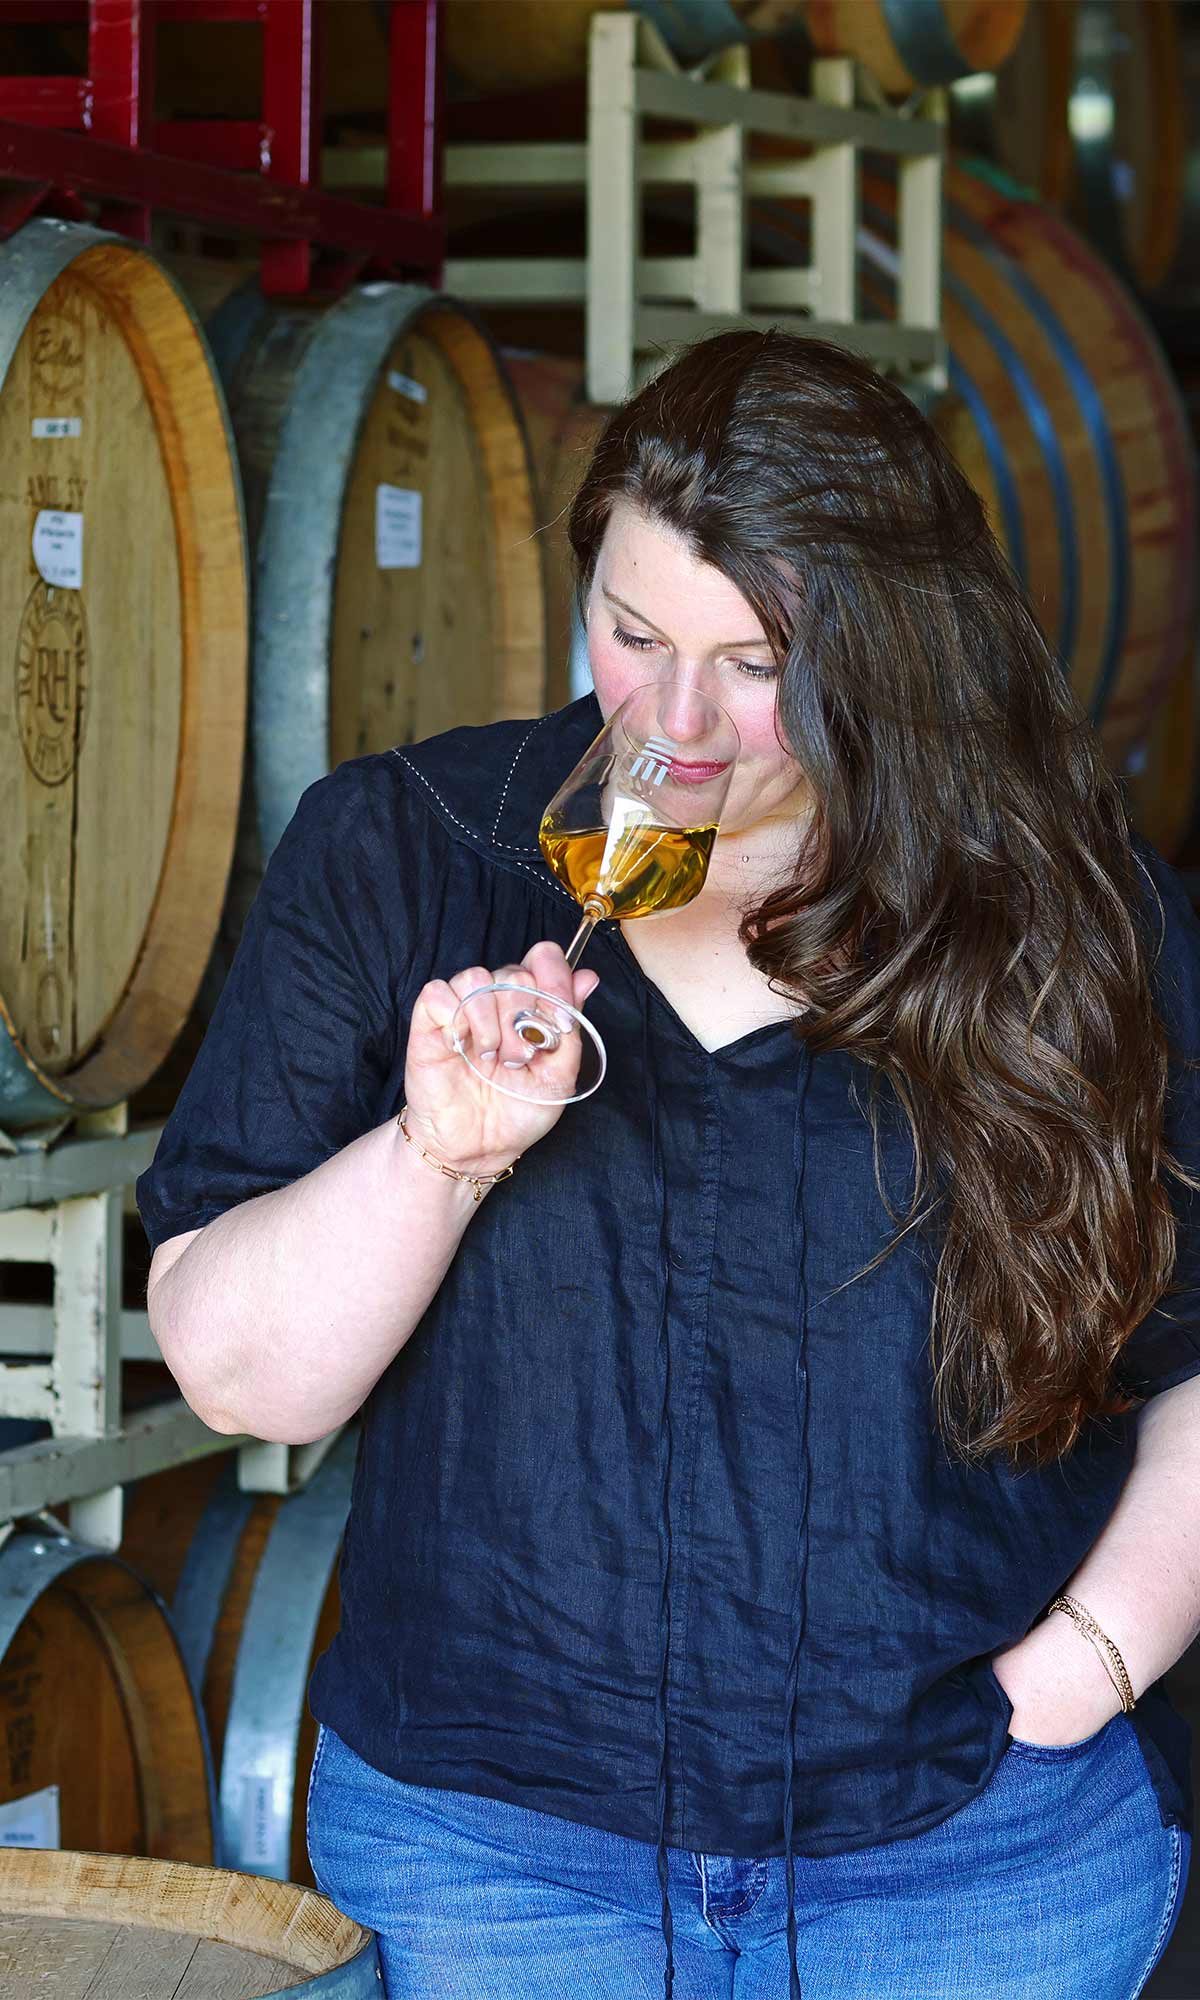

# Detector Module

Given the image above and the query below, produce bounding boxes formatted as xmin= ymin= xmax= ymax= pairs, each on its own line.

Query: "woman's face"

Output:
xmin=586 ymin=502 xmax=812 ymax=843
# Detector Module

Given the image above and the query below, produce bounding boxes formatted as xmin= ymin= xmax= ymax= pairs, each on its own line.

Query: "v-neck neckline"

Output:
xmin=600 ymin=921 xmax=805 ymax=1063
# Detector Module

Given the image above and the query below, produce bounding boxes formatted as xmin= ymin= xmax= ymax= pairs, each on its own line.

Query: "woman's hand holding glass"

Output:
xmin=404 ymin=940 xmax=600 ymax=1178
xmin=449 ymin=682 xmax=740 ymax=1109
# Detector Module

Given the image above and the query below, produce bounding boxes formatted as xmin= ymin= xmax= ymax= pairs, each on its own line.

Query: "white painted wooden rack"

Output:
xmin=429 ymin=13 xmax=947 ymax=403
xmin=0 ymin=1113 xmax=340 ymax=1547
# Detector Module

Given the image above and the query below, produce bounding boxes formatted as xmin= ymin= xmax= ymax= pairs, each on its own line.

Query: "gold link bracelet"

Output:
xmin=397 ymin=1105 xmax=519 ymax=1203
xmin=1046 ymin=1593 xmax=1137 ymax=1714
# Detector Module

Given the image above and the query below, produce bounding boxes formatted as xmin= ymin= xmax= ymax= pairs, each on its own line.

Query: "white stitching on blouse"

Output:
xmin=507 ymin=854 xmax=578 ymax=910
xmin=393 ymin=748 xmax=577 ymax=910
xmin=491 ymin=714 xmax=550 ymax=850
xmin=392 ymin=751 xmax=480 ymax=841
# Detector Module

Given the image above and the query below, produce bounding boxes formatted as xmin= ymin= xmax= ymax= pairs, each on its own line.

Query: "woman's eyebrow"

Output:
xmin=601 ymin=586 xmax=770 ymax=651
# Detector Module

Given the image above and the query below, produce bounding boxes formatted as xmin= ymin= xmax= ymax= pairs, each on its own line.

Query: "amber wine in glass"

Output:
xmin=451 ymin=682 xmax=740 ymax=1106
xmin=539 ymin=820 xmax=718 ymax=919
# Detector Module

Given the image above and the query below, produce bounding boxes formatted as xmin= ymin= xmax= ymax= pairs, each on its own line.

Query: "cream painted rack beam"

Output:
xmin=0 ymin=1114 xmax=336 ymax=1543
xmin=435 ymin=14 xmax=945 ymax=405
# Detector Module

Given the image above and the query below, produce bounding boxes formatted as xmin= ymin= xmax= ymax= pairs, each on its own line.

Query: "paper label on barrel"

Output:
xmin=240 ymin=1775 xmax=280 ymax=1867
xmin=32 ymin=509 xmax=83 ymax=589
xmin=376 ymin=485 xmax=422 ymax=569
xmin=387 ymin=369 xmax=427 ymax=405
xmin=32 ymin=418 xmax=82 ymax=440
xmin=0 ymin=1785 xmax=60 ymax=1849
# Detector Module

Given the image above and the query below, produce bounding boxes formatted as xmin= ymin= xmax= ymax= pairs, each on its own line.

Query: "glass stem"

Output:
xmin=565 ymin=895 xmax=610 ymax=972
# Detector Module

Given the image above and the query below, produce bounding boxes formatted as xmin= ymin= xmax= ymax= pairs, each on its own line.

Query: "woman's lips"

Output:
xmin=667 ymin=758 xmax=729 ymax=784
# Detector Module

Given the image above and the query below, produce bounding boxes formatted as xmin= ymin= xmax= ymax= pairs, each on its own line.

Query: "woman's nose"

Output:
xmin=657 ymin=676 xmax=715 ymax=745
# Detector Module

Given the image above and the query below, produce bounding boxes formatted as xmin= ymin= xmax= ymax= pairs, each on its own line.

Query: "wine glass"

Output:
xmin=451 ymin=682 xmax=741 ymax=1105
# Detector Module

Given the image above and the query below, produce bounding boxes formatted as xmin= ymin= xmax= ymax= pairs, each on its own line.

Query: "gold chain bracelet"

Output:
xmin=397 ymin=1106 xmax=519 ymax=1203
xmin=1047 ymin=1593 xmax=1137 ymax=1714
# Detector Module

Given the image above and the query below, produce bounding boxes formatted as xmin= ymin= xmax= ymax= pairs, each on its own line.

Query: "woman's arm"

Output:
xmin=146 ymin=936 xmax=599 ymax=1446
xmin=991 ymin=1373 xmax=1200 ymax=1741
xmin=148 ymin=1113 xmax=488 ymax=1445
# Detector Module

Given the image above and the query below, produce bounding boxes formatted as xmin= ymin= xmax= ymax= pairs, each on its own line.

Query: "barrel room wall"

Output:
xmin=0 ymin=5 xmax=1197 ymax=1996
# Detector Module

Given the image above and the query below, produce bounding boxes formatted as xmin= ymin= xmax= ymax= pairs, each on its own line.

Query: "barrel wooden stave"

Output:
xmin=0 ymin=1537 xmax=214 ymax=1864
xmin=0 ymin=1849 xmax=378 ymax=1997
xmin=0 ymin=221 xmax=247 ymax=1130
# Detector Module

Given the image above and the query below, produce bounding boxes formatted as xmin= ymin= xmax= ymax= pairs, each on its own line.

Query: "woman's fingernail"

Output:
xmin=480 ymin=1049 xmax=498 ymax=1061
xmin=502 ymin=1058 xmax=529 ymax=1069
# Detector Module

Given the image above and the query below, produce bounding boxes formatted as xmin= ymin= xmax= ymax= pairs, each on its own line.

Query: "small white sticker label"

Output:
xmin=32 ymin=510 xmax=83 ymax=589
xmin=32 ymin=417 xmax=82 ymax=440
xmin=240 ymin=1775 xmax=278 ymax=1867
xmin=376 ymin=484 xmax=422 ymax=570
xmin=0 ymin=1785 xmax=60 ymax=1849
xmin=387 ymin=369 xmax=427 ymax=405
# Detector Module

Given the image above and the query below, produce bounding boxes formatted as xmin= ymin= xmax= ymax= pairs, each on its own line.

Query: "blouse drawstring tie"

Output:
xmin=641 ymin=987 xmax=677 ymax=1998
xmin=641 ymin=977 xmax=814 ymax=1999
xmin=782 ymin=1052 xmax=815 ymax=1997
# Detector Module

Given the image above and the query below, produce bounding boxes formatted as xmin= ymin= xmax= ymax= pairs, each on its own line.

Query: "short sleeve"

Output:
xmin=136 ymin=756 xmax=420 ymax=1253
xmin=1111 ymin=837 xmax=1200 ymax=1401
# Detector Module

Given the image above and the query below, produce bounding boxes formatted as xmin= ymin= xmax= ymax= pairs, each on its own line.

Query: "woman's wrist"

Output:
xmin=394 ymin=1105 xmax=518 ymax=1194
xmin=991 ymin=1608 xmax=1125 ymax=1743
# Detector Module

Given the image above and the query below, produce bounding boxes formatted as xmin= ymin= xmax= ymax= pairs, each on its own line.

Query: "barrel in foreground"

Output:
xmin=0 ymin=1847 xmax=379 ymax=1997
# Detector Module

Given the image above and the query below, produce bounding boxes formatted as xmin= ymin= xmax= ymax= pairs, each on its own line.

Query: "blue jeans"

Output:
xmin=306 ymin=1714 xmax=1190 ymax=1998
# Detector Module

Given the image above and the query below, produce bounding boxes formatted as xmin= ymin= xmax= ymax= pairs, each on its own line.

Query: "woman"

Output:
xmin=140 ymin=331 xmax=1200 ymax=1999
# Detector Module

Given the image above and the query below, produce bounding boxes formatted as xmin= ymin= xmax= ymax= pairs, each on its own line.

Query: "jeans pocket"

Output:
xmin=1137 ymin=1826 xmax=1191 ymax=1992
xmin=305 ymin=1721 xmax=330 ymax=1880
xmin=1003 ymin=1711 xmax=1125 ymax=1763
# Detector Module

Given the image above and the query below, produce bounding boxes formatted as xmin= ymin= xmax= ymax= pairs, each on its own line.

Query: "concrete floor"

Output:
xmin=1146 ymin=1640 xmax=1200 ymax=1997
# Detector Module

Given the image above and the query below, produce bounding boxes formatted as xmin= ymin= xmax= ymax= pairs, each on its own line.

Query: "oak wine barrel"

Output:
xmin=121 ymin=1436 xmax=356 ymax=1884
xmin=0 ymin=220 xmax=247 ymax=1133
xmin=207 ymin=283 xmax=545 ymax=890
xmin=0 ymin=1532 xmax=214 ymax=1863
xmin=749 ymin=162 xmax=1198 ymax=771
xmin=441 ymin=0 xmax=1027 ymax=96
xmin=0 ymin=1848 xmax=378 ymax=1997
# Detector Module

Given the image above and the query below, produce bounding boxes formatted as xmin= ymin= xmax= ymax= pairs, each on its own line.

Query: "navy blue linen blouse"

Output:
xmin=138 ymin=692 xmax=1200 ymax=1869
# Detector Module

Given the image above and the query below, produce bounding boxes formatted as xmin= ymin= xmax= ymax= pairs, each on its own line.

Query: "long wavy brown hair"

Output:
xmin=568 ymin=328 xmax=1199 ymax=1468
